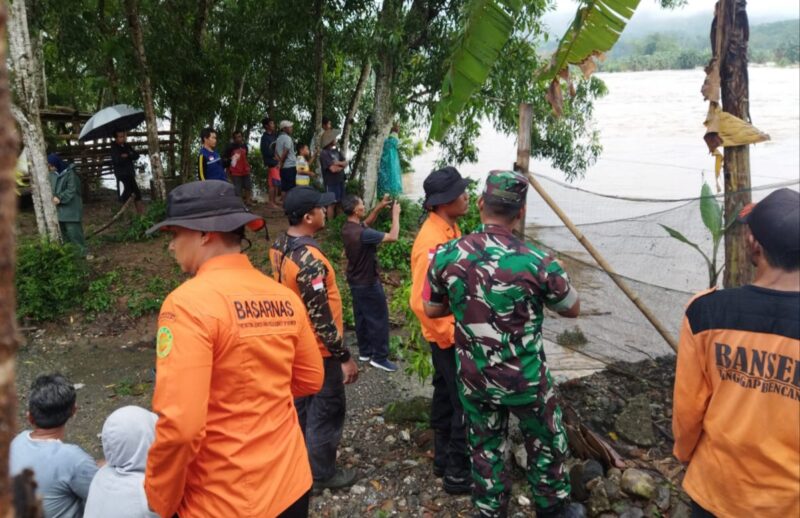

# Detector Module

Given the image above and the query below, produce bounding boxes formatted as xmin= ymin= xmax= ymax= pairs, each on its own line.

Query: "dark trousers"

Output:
xmin=59 ymin=221 xmax=87 ymax=257
xmin=277 ymin=490 xmax=311 ymax=518
xmin=430 ymin=343 xmax=470 ymax=477
xmin=691 ymin=501 xmax=716 ymax=518
xmin=280 ymin=166 xmax=297 ymax=192
xmin=295 ymin=357 xmax=345 ymax=481
xmin=115 ymin=172 xmax=142 ymax=202
xmin=349 ymin=281 xmax=390 ymax=362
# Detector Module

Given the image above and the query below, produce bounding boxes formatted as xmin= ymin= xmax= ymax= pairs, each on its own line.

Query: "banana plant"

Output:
xmin=660 ymin=183 xmax=738 ymax=288
xmin=429 ymin=0 xmax=642 ymax=141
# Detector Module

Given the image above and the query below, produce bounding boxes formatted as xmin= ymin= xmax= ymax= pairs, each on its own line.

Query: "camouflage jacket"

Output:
xmin=427 ymin=224 xmax=577 ymax=399
xmin=270 ymin=233 xmax=347 ymax=361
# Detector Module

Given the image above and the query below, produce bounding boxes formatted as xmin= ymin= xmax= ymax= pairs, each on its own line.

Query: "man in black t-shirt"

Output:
xmin=110 ymin=131 xmax=144 ymax=214
xmin=319 ymin=129 xmax=347 ymax=220
xmin=341 ymin=194 xmax=401 ymax=372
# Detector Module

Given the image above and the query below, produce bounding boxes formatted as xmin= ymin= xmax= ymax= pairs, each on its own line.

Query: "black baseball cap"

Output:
xmin=423 ymin=166 xmax=473 ymax=209
xmin=146 ymin=181 xmax=265 ymax=235
xmin=284 ymin=187 xmax=336 ymax=218
xmin=738 ymin=188 xmax=800 ymax=253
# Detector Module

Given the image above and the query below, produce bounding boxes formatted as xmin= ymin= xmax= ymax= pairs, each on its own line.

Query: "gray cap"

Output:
xmin=146 ymin=181 xmax=265 ymax=235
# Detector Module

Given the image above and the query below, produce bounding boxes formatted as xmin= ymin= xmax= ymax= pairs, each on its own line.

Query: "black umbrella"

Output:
xmin=79 ymin=104 xmax=146 ymax=142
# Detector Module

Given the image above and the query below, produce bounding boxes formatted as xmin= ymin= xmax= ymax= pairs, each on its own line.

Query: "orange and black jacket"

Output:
xmin=673 ymin=285 xmax=799 ymax=518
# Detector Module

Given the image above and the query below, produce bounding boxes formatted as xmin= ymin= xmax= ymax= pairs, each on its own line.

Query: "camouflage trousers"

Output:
xmin=460 ymin=386 xmax=571 ymax=517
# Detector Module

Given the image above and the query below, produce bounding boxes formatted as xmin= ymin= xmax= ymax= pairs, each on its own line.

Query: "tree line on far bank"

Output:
xmin=600 ymin=19 xmax=799 ymax=73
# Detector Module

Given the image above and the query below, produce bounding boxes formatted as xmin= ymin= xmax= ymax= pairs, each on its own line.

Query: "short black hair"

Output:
xmin=296 ymin=142 xmax=309 ymax=152
xmin=28 ymin=374 xmax=76 ymax=429
xmin=322 ymin=116 xmax=331 ymax=126
xmin=261 ymin=117 xmax=271 ymax=129
xmin=341 ymin=194 xmax=361 ymax=216
xmin=287 ymin=212 xmax=304 ymax=226
xmin=761 ymin=241 xmax=800 ymax=271
xmin=482 ymin=197 xmax=522 ymax=223
xmin=200 ymin=127 xmax=216 ymax=142
xmin=232 ymin=130 xmax=243 ymax=138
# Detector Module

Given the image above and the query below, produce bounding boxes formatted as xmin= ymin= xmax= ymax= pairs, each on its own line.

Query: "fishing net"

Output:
xmin=513 ymin=173 xmax=800 ymax=370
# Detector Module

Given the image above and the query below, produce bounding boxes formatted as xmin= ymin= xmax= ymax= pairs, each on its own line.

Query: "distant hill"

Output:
xmin=540 ymin=11 xmax=799 ymax=71
xmin=599 ymin=19 xmax=799 ymax=72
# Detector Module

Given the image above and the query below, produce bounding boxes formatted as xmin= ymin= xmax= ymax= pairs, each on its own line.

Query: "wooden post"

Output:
xmin=515 ymin=103 xmax=532 ymax=238
xmin=718 ymin=0 xmax=753 ymax=287
xmin=524 ymin=173 xmax=678 ymax=352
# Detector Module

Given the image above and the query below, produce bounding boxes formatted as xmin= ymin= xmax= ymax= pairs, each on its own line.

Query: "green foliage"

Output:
xmin=109 ymin=201 xmax=167 ymax=243
xmin=378 ymin=238 xmax=412 ymax=272
xmin=539 ymin=0 xmax=641 ymax=82
xmin=660 ymin=182 xmax=735 ymax=288
xmin=429 ymin=0 xmax=522 ymax=141
xmin=127 ymin=277 xmax=175 ymax=318
xmin=16 ymin=240 xmax=89 ymax=321
xmin=337 ymin=276 xmax=356 ymax=330
xmin=388 ymin=279 xmax=433 ymax=382
xmin=83 ymin=271 xmax=120 ymax=314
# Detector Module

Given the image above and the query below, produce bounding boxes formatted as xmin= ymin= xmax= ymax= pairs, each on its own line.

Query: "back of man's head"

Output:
xmin=740 ymin=188 xmax=800 ymax=272
xmin=29 ymin=374 xmax=76 ymax=429
xmin=341 ymin=194 xmax=361 ymax=216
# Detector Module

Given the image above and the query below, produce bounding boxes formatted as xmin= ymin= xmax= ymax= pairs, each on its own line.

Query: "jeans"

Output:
xmin=349 ymin=281 xmax=390 ymax=362
xmin=430 ymin=343 xmax=470 ymax=478
xmin=295 ymin=357 xmax=345 ymax=481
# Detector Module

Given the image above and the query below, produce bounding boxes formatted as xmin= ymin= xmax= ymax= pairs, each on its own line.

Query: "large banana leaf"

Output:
xmin=538 ymin=0 xmax=641 ymax=82
xmin=428 ymin=0 xmax=522 ymax=142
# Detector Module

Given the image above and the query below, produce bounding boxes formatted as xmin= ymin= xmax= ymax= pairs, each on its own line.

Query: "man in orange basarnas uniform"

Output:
xmin=409 ymin=167 xmax=473 ymax=494
xmin=673 ymin=188 xmax=800 ymax=518
xmin=270 ymin=186 xmax=360 ymax=491
xmin=144 ymin=181 xmax=324 ymax=518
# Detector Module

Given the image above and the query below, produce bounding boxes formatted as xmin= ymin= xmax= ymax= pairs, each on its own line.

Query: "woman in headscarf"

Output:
xmin=377 ymin=123 xmax=403 ymax=198
xmin=47 ymin=153 xmax=88 ymax=257
xmin=84 ymin=406 xmax=158 ymax=518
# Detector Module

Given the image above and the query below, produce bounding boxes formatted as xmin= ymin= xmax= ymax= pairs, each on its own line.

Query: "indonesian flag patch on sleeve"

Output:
xmin=312 ymin=276 xmax=325 ymax=291
xmin=428 ymin=248 xmax=436 ymax=261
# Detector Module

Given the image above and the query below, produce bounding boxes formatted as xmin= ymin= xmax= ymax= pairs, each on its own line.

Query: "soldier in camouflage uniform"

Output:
xmin=269 ymin=186 xmax=361 ymax=491
xmin=424 ymin=171 xmax=582 ymax=518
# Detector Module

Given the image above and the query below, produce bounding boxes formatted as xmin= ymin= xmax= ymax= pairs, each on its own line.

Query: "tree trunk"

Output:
xmin=8 ymin=0 xmax=60 ymax=242
xmin=97 ymin=0 xmax=119 ymax=105
xmin=357 ymin=57 xmax=394 ymax=208
xmin=312 ymin=0 xmax=325 ymax=133
xmin=0 ymin=4 xmax=23 ymax=513
xmin=341 ymin=60 xmax=371 ymax=159
xmin=124 ymin=0 xmax=167 ymax=201
xmin=718 ymin=0 xmax=753 ymax=287
xmin=179 ymin=116 xmax=193 ymax=183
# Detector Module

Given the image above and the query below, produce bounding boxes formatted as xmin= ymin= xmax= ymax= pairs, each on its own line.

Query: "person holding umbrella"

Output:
xmin=110 ymin=131 xmax=145 ymax=214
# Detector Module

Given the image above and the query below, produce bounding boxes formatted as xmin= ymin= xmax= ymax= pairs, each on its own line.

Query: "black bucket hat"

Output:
xmin=737 ymin=188 xmax=800 ymax=253
xmin=423 ymin=166 xmax=473 ymax=209
xmin=146 ymin=181 xmax=265 ymax=235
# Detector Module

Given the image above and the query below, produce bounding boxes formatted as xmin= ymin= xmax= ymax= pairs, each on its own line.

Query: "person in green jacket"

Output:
xmin=377 ymin=123 xmax=403 ymax=198
xmin=47 ymin=153 xmax=88 ymax=257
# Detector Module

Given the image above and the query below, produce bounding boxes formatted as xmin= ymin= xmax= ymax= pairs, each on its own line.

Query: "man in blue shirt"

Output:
xmin=198 ymin=127 xmax=226 ymax=182
xmin=10 ymin=373 xmax=99 ymax=518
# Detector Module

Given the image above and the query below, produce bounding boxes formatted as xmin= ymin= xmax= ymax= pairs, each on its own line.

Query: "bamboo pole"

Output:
xmin=514 ymin=104 xmax=532 ymax=238
xmin=524 ymin=171 xmax=678 ymax=351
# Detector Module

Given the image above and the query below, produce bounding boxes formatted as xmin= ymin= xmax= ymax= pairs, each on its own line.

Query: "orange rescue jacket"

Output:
xmin=145 ymin=254 xmax=323 ymax=518
xmin=410 ymin=212 xmax=461 ymax=348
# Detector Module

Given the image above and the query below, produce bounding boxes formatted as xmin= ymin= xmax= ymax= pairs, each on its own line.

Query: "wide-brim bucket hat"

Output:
xmin=321 ymin=129 xmax=341 ymax=148
xmin=146 ymin=180 xmax=265 ymax=235
xmin=423 ymin=166 xmax=473 ymax=209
